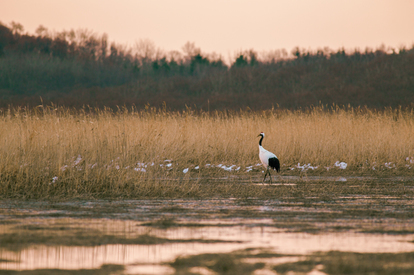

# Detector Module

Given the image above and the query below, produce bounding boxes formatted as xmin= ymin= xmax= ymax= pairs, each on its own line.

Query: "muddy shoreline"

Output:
xmin=1 ymin=177 xmax=414 ymax=274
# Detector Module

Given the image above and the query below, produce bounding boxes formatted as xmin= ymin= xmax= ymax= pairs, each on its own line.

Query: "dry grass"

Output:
xmin=1 ymin=105 xmax=413 ymax=199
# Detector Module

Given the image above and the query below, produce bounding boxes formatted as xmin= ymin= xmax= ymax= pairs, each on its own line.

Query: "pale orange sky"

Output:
xmin=1 ymin=0 xmax=414 ymax=58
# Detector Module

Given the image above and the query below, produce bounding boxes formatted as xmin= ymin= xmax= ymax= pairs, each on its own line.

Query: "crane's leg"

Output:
xmin=269 ymin=169 xmax=272 ymax=184
xmin=262 ymin=170 xmax=268 ymax=184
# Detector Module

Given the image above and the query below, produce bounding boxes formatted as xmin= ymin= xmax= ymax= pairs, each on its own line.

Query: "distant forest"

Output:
xmin=1 ymin=22 xmax=414 ymax=110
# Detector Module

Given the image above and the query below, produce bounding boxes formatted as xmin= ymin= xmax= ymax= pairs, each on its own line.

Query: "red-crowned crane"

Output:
xmin=258 ymin=132 xmax=280 ymax=183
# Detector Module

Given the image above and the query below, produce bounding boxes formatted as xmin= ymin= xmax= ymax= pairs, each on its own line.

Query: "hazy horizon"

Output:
xmin=1 ymin=0 xmax=414 ymax=59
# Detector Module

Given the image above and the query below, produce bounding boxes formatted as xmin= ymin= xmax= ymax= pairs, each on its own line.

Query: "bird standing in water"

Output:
xmin=257 ymin=132 xmax=280 ymax=183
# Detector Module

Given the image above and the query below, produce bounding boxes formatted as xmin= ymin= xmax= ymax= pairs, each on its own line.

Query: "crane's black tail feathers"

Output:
xmin=269 ymin=157 xmax=280 ymax=172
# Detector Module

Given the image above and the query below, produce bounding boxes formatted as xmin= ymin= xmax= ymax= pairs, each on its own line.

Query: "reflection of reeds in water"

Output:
xmin=1 ymin=106 xmax=413 ymax=198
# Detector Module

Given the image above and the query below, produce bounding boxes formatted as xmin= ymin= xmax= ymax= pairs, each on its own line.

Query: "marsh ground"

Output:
xmin=1 ymin=176 xmax=414 ymax=275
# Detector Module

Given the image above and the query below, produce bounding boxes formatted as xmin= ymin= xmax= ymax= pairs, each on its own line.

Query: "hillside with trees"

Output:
xmin=1 ymin=22 xmax=413 ymax=110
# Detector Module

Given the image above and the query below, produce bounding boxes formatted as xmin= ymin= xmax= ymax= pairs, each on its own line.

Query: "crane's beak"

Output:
xmin=257 ymin=134 xmax=262 ymax=137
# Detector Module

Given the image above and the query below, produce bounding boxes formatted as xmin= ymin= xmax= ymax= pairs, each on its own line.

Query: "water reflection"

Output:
xmin=1 ymin=197 xmax=414 ymax=273
xmin=1 ymin=225 xmax=414 ymax=271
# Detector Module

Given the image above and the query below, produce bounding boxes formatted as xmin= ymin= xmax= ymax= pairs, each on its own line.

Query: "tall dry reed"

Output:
xmin=1 ymin=106 xmax=413 ymax=198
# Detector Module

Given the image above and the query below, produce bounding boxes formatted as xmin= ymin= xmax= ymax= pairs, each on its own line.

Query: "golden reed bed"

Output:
xmin=1 ymin=105 xmax=413 ymax=199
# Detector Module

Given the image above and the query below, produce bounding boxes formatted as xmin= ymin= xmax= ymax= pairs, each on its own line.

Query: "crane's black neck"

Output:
xmin=259 ymin=135 xmax=264 ymax=146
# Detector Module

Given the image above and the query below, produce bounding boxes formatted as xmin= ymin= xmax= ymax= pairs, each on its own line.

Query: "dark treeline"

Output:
xmin=1 ymin=22 xmax=414 ymax=110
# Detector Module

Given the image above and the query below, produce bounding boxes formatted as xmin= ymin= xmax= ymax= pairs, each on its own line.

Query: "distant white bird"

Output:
xmin=258 ymin=132 xmax=280 ymax=183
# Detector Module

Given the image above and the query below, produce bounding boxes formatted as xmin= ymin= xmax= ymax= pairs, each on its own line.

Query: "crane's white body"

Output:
xmin=259 ymin=145 xmax=277 ymax=169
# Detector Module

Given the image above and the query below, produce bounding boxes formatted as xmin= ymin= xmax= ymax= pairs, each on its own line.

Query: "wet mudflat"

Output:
xmin=1 ymin=176 xmax=414 ymax=274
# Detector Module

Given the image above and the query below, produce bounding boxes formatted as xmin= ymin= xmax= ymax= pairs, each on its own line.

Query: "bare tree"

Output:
xmin=133 ymin=39 xmax=162 ymax=63
xmin=35 ymin=25 xmax=48 ymax=37
xmin=10 ymin=21 xmax=24 ymax=35
xmin=182 ymin=41 xmax=200 ymax=62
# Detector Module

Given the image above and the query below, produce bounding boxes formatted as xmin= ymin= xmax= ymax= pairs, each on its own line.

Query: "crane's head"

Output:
xmin=257 ymin=132 xmax=264 ymax=137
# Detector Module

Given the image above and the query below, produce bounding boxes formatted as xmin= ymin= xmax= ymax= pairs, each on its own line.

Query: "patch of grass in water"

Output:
xmin=273 ymin=259 xmax=317 ymax=274
xmin=13 ymin=224 xmax=75 ymax=231
xmin=171 ymin=253 xmax=265 ymax=275
xmin=158 ymin=205 xmax=187 ymax=213
xmin=141 ymin=217 xmax=177 ymax=228
xmin=273 ymin=251 xmax=414 ymax=275
xmin=0 ymin=228 xmax=243 ymax=252
xmin=0 ymin=258 xmax=18 ymax=263
xmin=360 ymin=229 xmax=414 ymax=235
xmin=141 ymin=217 xmax=249 ymax=229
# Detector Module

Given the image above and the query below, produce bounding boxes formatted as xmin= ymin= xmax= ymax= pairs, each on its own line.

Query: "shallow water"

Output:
xmin=1 ymin=180 xmax=414 ymax=274
xmin=2 ymin=227 xmax=414 ymax=273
